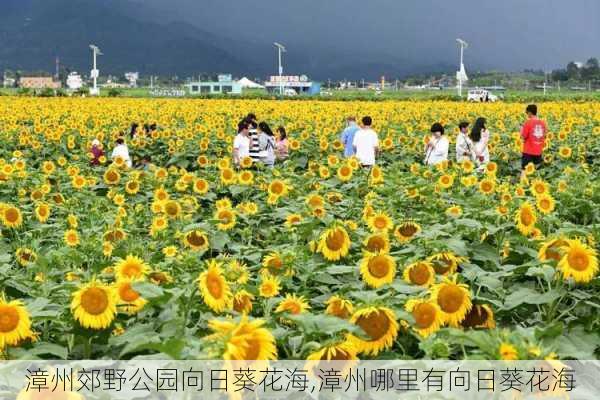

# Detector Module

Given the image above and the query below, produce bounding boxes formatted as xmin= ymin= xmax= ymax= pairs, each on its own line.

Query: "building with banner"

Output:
xmin=264 ymin=75 xmax=321 ymax=95
xmin=185 ymin=74 xmax=242 ymax=95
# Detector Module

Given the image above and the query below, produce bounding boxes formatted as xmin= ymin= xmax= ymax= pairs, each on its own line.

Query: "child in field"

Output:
xmin=520 ymin=104 xmax=547 ymax=178
xmin=424 ymin=123 xmax=449 ymax=166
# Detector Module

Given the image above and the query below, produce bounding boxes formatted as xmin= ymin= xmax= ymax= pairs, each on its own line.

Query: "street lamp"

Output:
xmin=274 ymin=42 xmax=286 ymax=96
xmin=456 ymin=38 xmax=468 ymax=98
xmin=89 ymin=44 xmax=103 ymax=96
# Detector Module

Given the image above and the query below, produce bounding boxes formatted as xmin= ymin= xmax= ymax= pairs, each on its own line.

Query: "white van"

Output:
xmin=468 ymin=89 xmax=498 ymax=102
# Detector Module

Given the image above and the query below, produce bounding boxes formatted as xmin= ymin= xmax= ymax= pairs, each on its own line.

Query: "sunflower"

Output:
xmin=103 ymin=169 xmax=121 ymax=185
xmin=162 ymin=246 xmax=177 ymax=258
xmin=259 ymin=275 xmax=281 ymax=298
xmin=370 ymin=165 xmax=384 ymax=184
xmin=238 ymin=170 xmax=254 ymax=185
xmin=363 ymin=233 xmax=390 ymax=253
xmin=64 ymin=229 xmax=80 ymax=247
xmin=163 ymin=200 xmax=182 ymax=219
xmin=348 ymin=307 xmax=399 ymax=356
xmin=114 ymin=280 xmax=147 ymax=315
xmin=360 ymin=252 xmax=396 ymax=288
xmin=557 ymin=239 xmax=598 ymax=283
xmin=460 ymin=304 xmax=496 ymax=329
xmin=214 ymin=208 xmax=237 ymax=231
xmin=538 ymin=237 xmax=568 ymax=262
xmin=193 ymin=178 xmax=209 ymax=194
xmin=240 ymin=156 xmax=253 ymax=169
xmin=115 ymin=255 xmax=150 ymax=280
xmin=478 ymin=178 xmax=496 ymax=195
xmin=536 ymin=194 xmax=555 ymax=214
xmin=207 ymin=316 xmax=277 ymax=360
xmin=515 ymin=201 xmax=537 ymax=236
xmin=437 ymin=174 xmax=454 ymax=189
xmin=198 ymin=260 xmax=233 ymax=313
xmin=262 ymin=252 xmax=287 ymax=275
xmin=220 ymin=168 xmax=237 ymax=185
xmin=233 ymin=290 xmax=254 ymax=314
xmin=337 ymin=164 xmax=353 ymax=182
xmin=125 ymin=180 xmax=140 ymax=195
xmin=1 ymin=205 xmax=22 ymax=228
xmin=71 ymin=281 xmax=117 ymax=330
xmin=317 ymin=225 xmax=351 ymax=261
xmin=427 ymin=252 xmax=465 ymax=275
xmin=268 ymin=179 xmax=288 ymax=198
xmin=0 ymin=296 xmax=33 ymax=348
xmin=224 ymin=259 xmax=250 ymax=284
xmin=368 ymin=212 xmax=393 ymax=233
xmin=285 ymin=213 xmax=303 ymax=228
xmin=325 ymin=295 xmax=353 ymax=319
xmin=559 ymin=146 xmax=572 ymax=159
xmin=394 ymin=221 xmax=421 ymax=243
xmin=71 ymin=175 xmax=86 ymax=189
xmin=307 ymin=341 xmax=357 ymax=361
xmin=15 ymin=247 xmax=37 ymax=267
xmin=306 ymin=194 xmax=324 ymax=209
xmin=430 ymin=276 xmax=472 ymax=327
xmin=275 ymin=294 xmax=311 ymax=315
xmin=446 ymin=205 xmax=462 ymax=217
xmin=154 ymin=187 xmax=169 ymax=202
xmin=404 ymin=299 xmax=444 ymax=337
xmin=530 ymin=179 xmax=549 ymax=197
xmin=403 ymin=261 xmax=435 ymax=287
xmin=499 ymin=343 xmax=519 ymax=360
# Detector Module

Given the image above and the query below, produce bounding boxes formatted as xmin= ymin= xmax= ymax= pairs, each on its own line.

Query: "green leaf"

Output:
xmin=502 ymin=287 xmax=561 ymax=310
xmin=132 ymin=282 xmax=164 ymax=299
xmin=288 ymin=314 xmax=361 ymax=335
xmin=555 ymin=327 xmax=599 ymax=359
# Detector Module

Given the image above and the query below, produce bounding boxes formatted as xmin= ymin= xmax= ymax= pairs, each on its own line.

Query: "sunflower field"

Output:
xmin=0 ymin=97 xmax=599 ymax=362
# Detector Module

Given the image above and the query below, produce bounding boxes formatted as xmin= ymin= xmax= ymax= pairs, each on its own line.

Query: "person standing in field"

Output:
xmin=233 ymin=121 xmax=250 ymax=167
xmin=245 ymin=114 xmax=262 ymax=164
xmin=424 ymin=123 xmax=449 ymax=166
xmin=257 ymin=121 xmax=276 ymax=167
xmin=111 ymin=138 xmax=132 ymax=168
xmin=340 ymin=116 xmax=360 ymax=158
xmin=90 ymin=139 xmax=104 ymax=166
xmin=352 ymin=116 xmax=379 ymax=167
xmin=520 ymin=104 xmax=547 ymax=177
xmin=275 ymin=126 xmax=289 ymax=161
xmin=470 ymin=117 xmax=490 ymax=170
xmin=455 ymin=121 xmax=474 ymax=163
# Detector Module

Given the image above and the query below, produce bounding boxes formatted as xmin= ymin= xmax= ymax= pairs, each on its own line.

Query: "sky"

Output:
xmin=139 ymin=0 xmax=600 ymax=72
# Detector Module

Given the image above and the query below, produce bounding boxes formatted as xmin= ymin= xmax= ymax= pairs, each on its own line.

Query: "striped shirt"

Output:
xmin=248 ymin=129 xmax=261 ymax=162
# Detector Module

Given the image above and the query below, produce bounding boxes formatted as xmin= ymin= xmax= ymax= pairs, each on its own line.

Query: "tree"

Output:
xmin=566 ymin=62 xmax=580 ymax=80
xmin=581 ymin=58 xmax=599 ymax=81
xmin=551 ymin=69 xmax=569 ymax=82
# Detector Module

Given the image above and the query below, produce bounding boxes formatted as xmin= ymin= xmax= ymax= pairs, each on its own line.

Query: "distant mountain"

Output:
xmin=0 ymin=0 xmax=453 ymax=80
xmin=0 ymin=0 xmax=247 ymax=76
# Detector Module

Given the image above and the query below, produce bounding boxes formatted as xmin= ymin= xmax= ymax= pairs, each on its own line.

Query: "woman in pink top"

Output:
xmin=275 ymin=126 xmax=289 ymax=161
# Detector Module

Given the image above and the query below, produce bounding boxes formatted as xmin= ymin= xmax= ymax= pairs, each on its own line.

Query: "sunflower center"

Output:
xmin=368 ymin=256 xmax=390 ymax=278
xmin=122 ymin=262 xmax=141 ymax=278
xmin=119 ymin=284 xmax=140 ymax=302
xmin=568 ymin=250 xmax=589 ymax=271
xmin=81 ymin=287 xmax=109 ymax=315
xmin=366 ymin=237 xmax=385 ymax=252
xmin=233 ymin=296 xmax=250 ymax=313
xmin=270 ymin=182 xmax=284 ymax=195
xmin=206 ymin=274 xmax=223 ymax=298
xmin=374 ymin=218 xmax=387 ymax=229
xmin=521 ymin=210 xmax=534 ymax=226
xmin=187 ymin=232 xmax=206 ymax=247
xmin=413 ymin=303 xmax=436 ymax=329
xmin=243 ymin=338 xmax=261 ymax=360
xmin=283 ymin=301 xmax=302 ymax=314
xmin=437 ymin=285 xmax=465 ymax=313
xmin=409 ymin=263 xmax=431 ymax=285
xmin=5 ymin=208 xmax=19 ymax=223
xmin=399 ymin=225 xmax=417 ymax=237
xmin=326 ymin=230 xmax=346 ymax=251
xmin=356 ymin=311 xmax=390 ymax=341
xmin=0 ymin=306 xmax=20 ymax=332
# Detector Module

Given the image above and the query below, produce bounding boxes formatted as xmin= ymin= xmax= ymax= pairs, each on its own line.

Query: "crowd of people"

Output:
xmin=339 ymin=103 xmax=546 ymax=176
xmin=90 ymin=104 xmax=547 ymax=177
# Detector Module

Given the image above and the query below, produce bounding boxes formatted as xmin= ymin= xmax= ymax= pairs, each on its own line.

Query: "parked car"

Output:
xmin=467 ymin=89 xmax=498 ymax=102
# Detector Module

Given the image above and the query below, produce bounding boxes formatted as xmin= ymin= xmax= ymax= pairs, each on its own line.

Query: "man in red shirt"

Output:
xmin=520 ymin=104 xmax=547 ymax=176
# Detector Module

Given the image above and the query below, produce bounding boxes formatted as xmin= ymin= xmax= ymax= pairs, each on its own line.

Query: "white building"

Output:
xmin=66 ymin=72 xmax=83 ymax=90
xmin=125 ymin=72 xmax=139 ymax=88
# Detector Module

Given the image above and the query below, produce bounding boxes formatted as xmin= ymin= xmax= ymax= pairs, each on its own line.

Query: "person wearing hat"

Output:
xmin=424 ymin=122 xmax=449 ymax=166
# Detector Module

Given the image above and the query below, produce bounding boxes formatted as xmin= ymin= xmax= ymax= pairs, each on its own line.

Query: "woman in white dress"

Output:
xmin=470 ymin=117 xmax=490 ymax=170
xmin=424 ymin=122 xmax=449 ymax=166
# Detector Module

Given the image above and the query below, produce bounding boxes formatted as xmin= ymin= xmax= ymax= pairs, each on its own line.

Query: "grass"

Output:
xmin=1 ymin=86 xmax=599 ymax=102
